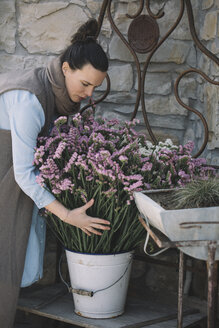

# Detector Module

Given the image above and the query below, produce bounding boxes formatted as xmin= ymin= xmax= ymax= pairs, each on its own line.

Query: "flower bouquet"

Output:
xmin=34 ymin=110 xmax=214 ymax=254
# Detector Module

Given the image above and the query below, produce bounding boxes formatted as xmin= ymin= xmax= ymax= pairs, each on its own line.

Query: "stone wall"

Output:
xmin=0 ymin=0 xmax=218 ymax=163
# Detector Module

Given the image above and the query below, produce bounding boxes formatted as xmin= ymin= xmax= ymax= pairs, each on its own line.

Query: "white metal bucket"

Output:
xmin=65 ymin=249 xmax=134 ymax=318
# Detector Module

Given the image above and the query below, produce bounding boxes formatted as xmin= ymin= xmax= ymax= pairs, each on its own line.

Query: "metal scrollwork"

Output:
xmin=174 ymin=68 xmax=219 ymax=158
xmin=128 ymin=15 xmax=160 ymax=54
xmin=173 ymin=0 xmax=219 ymax=157
xmin=126 ymin=0 xmax=144 ymax=19
xmin=140 ymin=0 xmax=185 ymax=143
xmin=145 ymin=0 xmax=165 ymax=19
xmin=94 ymin=0 xmax=219 ymax=157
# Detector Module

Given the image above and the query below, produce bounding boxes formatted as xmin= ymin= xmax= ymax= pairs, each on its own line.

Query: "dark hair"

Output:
xmin=60 ymin=19 xmax=108 ymax=72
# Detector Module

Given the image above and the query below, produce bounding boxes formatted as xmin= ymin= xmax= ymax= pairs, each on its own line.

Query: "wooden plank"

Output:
xmin=17 ymin=284 xmax=203 ymax=328
xmin=139 ymin=313 xmax=206 ymax=328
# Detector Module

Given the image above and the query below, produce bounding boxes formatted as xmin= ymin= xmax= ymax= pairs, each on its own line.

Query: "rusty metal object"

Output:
xmin=207 ymin=245 xmax=218 ymax=328
xmin=185 ymin=0 xmax=219 ymax=66
xmin=96 ymin=0 xmax=109 ymax=39
xmin=180 ymin=221 xmax=219 ymax=229
xmin=173 ymin=0 xmax=219 ymax=157
xmin=126 ymin=0 xmax=144 ymax=19
xmin=128 ymin=15 xmax=159 ymax=54
xmin=146 ymin=0 xmax=165 ymax=19
xmin=94 ymin=0 xmax=218 ymax=158
xmin=177 ymin=251 xmax=185 ymax=328
xmin=140 ymin=0 xmax=185 ymax=143
xmin=70 ymin=287 xmax=94 ymax=297
xmin=95 ymin=0 xmax=218 ymax=159
xmin=139 ymin=216 xmax=219 ymax=328
xmin=138 ymin=216 xmax=219 ymax=249
xmin=174 ymin=68 xmax=219 ymax=158
xmin=107 ymin=0 xmax=142 ymax=122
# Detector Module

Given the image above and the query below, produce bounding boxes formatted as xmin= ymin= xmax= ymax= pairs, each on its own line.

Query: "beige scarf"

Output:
xmin=46 ymin=56 xmax=80 ymax=117
xmin=0 ymin=56 xmax=80 ymax=135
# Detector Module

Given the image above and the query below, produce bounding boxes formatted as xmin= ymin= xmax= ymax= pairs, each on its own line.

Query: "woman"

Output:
xmin=0 ymin=19 xmax=110 ymax=327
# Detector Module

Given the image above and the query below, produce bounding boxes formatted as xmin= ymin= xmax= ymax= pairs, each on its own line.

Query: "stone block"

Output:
xmin=23 ymin=55 xmax=56 ymax=69
xmin=176 ymin=77 xmax=197 ymax=100
xmin=201 ymin=12 xmax=217 ymax=40
xmin=86 ymin=0 xmax=102 ymax=14
xmin=205 ymin=84 xmax=219 ymax=150
xmin=0 ymin=1 xmax=16 ymax=53
xmin=100 ymin=19 xmax=113 ymax=38
xmin=95 ymin=91 xmax=137 ymax=104
xmin=97 ymin=64 xmax=133 ymax=92
xmin=158 ymin=0 xmax=199 ymax=41
xmin=183 ymin=127 xmax=195 ymax=145
xmin=0 ymin=54 xmax=57 ymax=73
xmin=87 ymin=0 xmax=114 ymax=38
xmin=113 ymin=2 xmax=140 ymax=35
xmin=139 ymin=95 xmax=188 ymax=116
xmin=198 ymin=54 xmax=211 ymax=76
xmin=22 ymin=0 xmax=40 ymax=3
xmin=152 ymin=39 xmax=191 ymax=64
xmin=0 ymin=55 xmax=25 ymax=73
xmin=113 ymin=104 xmax=136 ymax=115
xmin=134 ymin=72 xmax=172 ymax=96
xmin=196 ymin=121 xmax=204 ymax=139
xmin=211 ymin=154 xmax=219 ymax=165
xmin=18 ymin=2 xmax=88 ymax=54
xmin=147 ymin=63 xmax=177 ymax=73
xmin=109 ymin=34 xmax=134 ymax=62
xmin=144 ymin=112 xmax=187 ymax=130
xmin=145 ymin=130 xmax=180 ymax=145
xmin=186 ymin=45 xmax=197 ymax=67
xmin=202 ymin=0 xmax=214 ymax=9
xmin=114 ymin=3 xmax=130 ymax=35
xmin=70 ymin=0 xmax=84 ymax=5
xmin=211 ymin=40 xmax=219 ymax=56
xmin=109 ymin=35 xmax=191 ymax=64
xmin=211 ymin=59 xmax=219 ymax=76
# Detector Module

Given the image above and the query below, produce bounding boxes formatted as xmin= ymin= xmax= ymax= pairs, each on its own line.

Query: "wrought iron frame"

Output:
xmin=81 ymin=0 xmax=219 ymax=158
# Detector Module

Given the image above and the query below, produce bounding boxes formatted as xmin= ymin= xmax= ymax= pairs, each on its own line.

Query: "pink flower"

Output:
xmin=54 ymin=141 xmax=67 ymax=159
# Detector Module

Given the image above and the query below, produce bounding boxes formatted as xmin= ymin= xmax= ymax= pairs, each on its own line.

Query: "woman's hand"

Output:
xmin=45 ymin=198 xmax=110 ymax=236
xmin=64 ymin=199 xmax=110 ymax=236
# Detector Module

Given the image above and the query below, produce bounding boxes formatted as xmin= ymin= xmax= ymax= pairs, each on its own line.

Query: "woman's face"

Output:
xmin=62 ymin=62 xmax=107 ymax=103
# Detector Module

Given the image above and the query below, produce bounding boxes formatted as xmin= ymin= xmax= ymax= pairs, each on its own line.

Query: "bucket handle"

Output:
xmin=59 ymin=250 xmax=132 ymax=297
xmin=142 ymin=214 xmax=170 ymax=256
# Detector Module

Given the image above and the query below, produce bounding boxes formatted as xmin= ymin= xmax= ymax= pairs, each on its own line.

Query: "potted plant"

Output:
xmin=34 ymin=110 xmax=214 ymax=317
xmin=171 ymin=178 xmax=219 ymax=209
xmin=34 ymin=110 xmax=148 ymax=318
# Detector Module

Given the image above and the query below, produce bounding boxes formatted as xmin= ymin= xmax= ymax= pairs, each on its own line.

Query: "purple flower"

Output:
xmin=54 ymin=116 xmax=67 ymax=127
xmin=54 ymin=141 xmax=67 ymax=159
xmin=34 ymin=112 xmax=216 ymax=223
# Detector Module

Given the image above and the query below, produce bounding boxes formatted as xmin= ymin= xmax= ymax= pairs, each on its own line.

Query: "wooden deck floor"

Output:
xmin=17 ymin=283 xmax=206 ymax=327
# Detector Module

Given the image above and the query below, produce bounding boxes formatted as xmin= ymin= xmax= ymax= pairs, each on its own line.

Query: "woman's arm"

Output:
xmin=7 ymin=90 xmax=56 ymax=208
xmin=6 ymin=90 xmax=110 ymax=235
xmin=45 ymin=198 xmax=110 ymax=236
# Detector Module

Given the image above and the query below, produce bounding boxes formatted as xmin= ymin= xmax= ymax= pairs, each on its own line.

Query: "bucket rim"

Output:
xmin=64 ymin=248 xmax=134 ymax=256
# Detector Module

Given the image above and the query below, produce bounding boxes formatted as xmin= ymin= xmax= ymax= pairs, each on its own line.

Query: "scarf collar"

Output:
xmin=46 ymin=56 xmax=80 ymax=116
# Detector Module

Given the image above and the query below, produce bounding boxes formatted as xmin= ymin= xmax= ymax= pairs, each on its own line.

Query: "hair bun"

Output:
xmin=71 ymin=19 xmax=98 ymax=43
